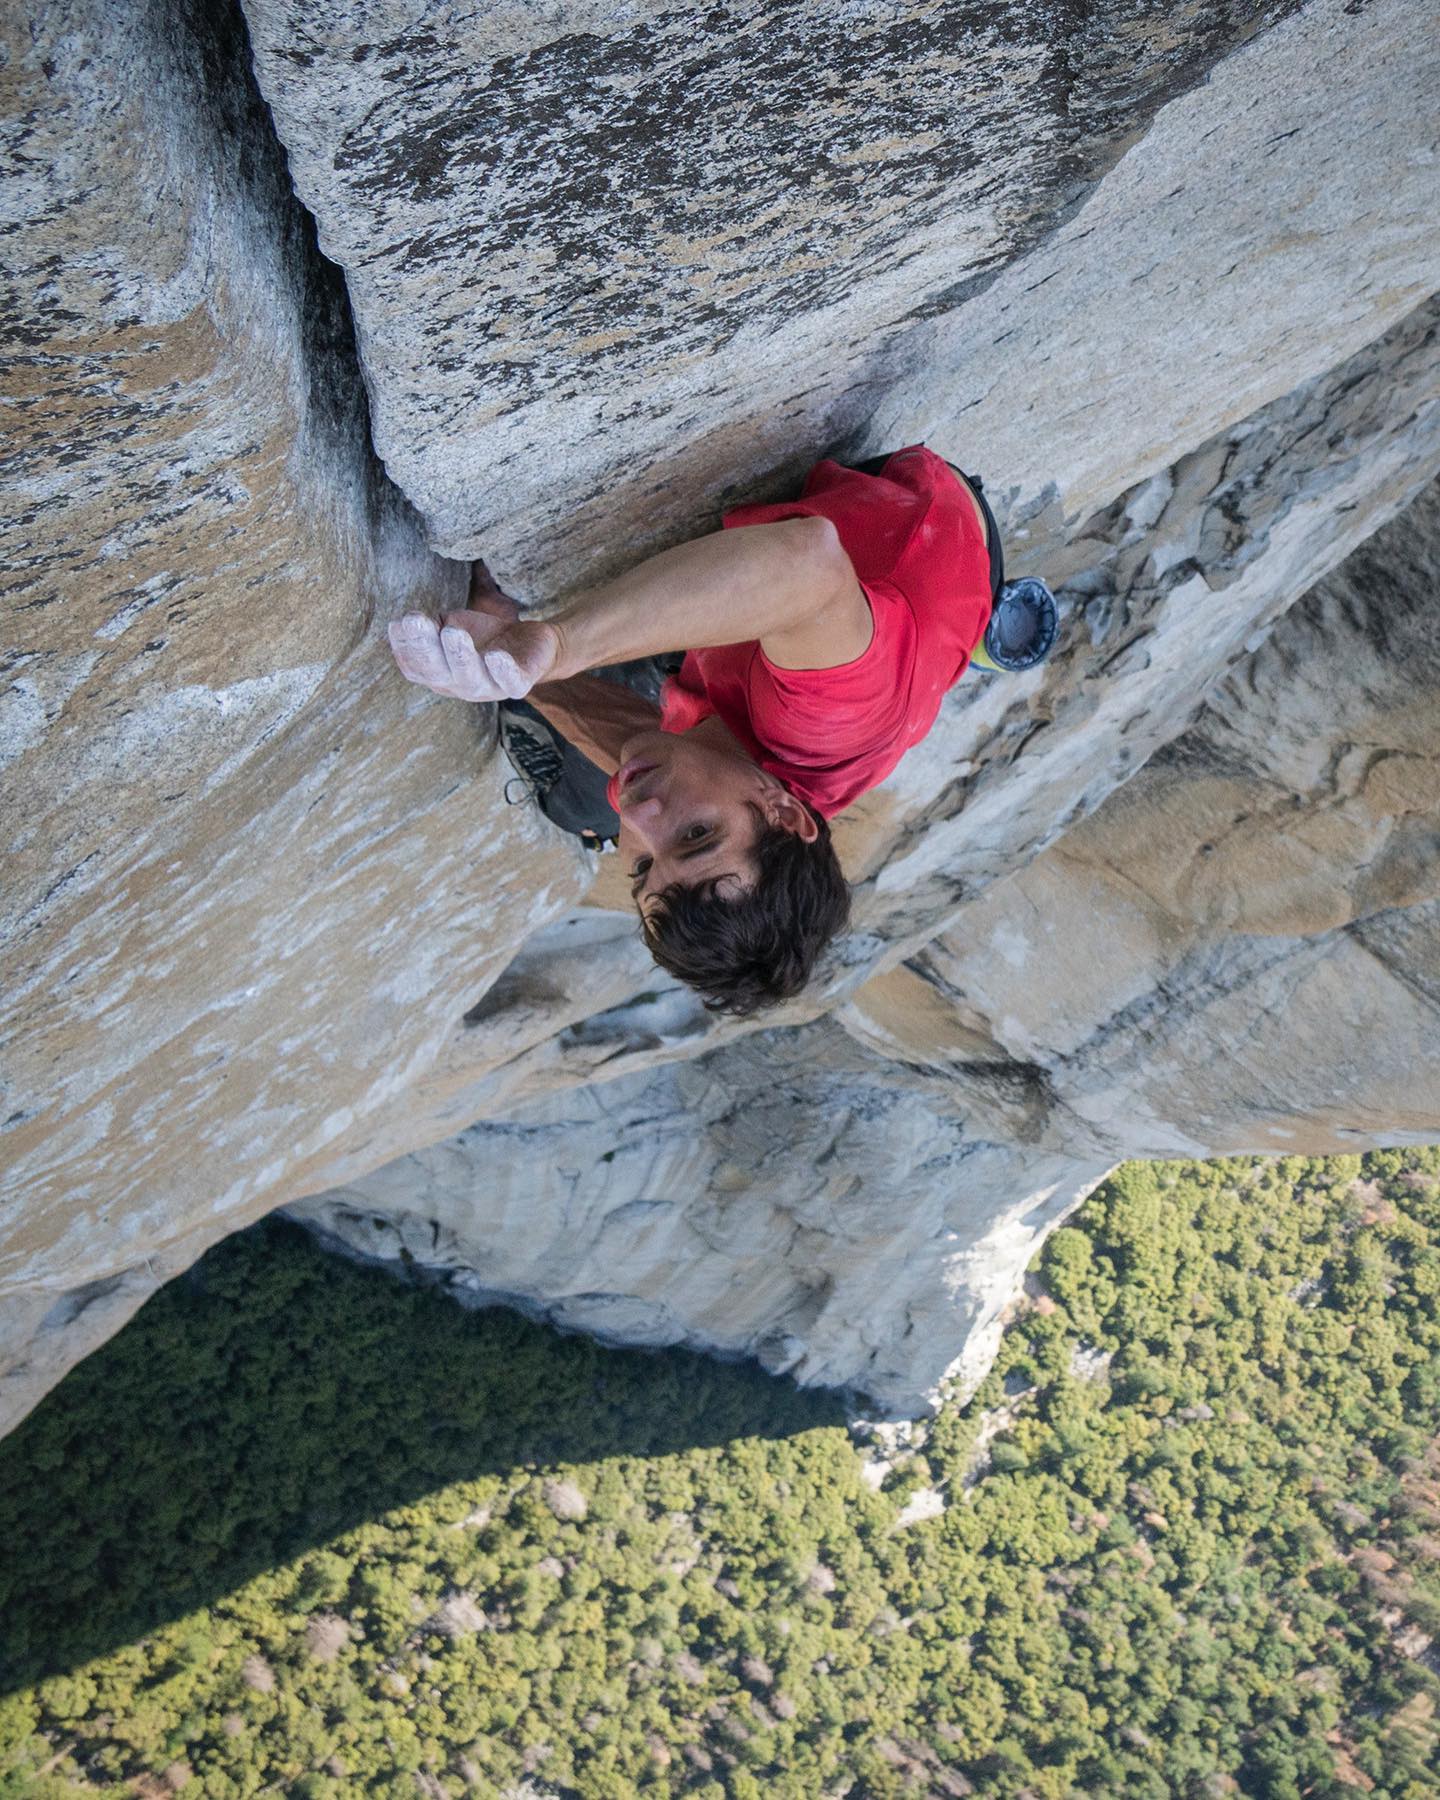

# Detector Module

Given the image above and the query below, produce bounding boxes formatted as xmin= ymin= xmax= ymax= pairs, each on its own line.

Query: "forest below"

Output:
xmin=4 ymin=1147 xmax=1440 ymax=1798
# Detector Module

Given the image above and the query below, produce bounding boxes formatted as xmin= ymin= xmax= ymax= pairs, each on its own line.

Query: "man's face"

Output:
xmin=615 ymin=726 xmax=815 ymax=925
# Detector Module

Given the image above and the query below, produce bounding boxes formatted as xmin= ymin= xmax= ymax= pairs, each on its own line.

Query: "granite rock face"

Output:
xmin=0 ymin=0 xmax=587 ymax=1433
xmin=293 ymin=1031 xmax=1111 ymax=1412
xmin=3 ymin=0 xmax=1439 ymax=1432
xmin=242 ymin=0 xmax=1432 ymax=581
xmin=843 ymin=479 xmax=1440 ymax=1166
xmin=292 ymin=483 xmax=1440 ymax=1415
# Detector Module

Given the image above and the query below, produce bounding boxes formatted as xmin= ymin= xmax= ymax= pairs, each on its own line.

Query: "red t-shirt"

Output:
xmin=657 ymin=446 xmax=992 ymax=817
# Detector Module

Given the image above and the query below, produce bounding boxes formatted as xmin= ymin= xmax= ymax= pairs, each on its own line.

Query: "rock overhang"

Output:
xmin=3 ymin=0 xmax=1439 ymax=1432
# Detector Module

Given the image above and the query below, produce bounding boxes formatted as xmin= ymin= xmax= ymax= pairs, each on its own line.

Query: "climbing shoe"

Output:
xmin=496 ymin=701 xmax=618 ymax=852
xmin=497 ymin=699 xmax=565 ymax=802
xmin=970 ymin=577 xmax=1059 ymax=672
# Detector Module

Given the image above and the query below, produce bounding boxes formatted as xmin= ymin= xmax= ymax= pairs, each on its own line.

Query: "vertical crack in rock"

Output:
xmin=1 ymin=0 xmax=380 ymax=947
xmin=293 ymin=474 xmax=1440 ymax=1416
xmin=240 ymin=0 xmax=1432 ymax=599
xmin=4 ymin=0 xmax=1440 ymax=1436
xmin=240 ymin=0 xmax=1315 ymax=566
xmin=0 ymin=0 xmax=589 ymax=1438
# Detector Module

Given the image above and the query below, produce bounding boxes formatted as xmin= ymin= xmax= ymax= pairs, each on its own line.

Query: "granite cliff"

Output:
xmin=2 ymin=0 xmax=1437 ymax=1431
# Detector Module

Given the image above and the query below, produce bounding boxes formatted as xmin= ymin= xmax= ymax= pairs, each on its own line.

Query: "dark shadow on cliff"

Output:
xmin=182 ymin=0 xmax=419 ymax=625
xmin=0 ymin=1217 xmax=846 ymax=1697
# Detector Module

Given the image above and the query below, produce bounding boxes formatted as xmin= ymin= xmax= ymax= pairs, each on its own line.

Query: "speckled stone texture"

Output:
xmin=293 ymin=1039 xmax=1111 ymax=1413
xmin=291 ymin=477 xmax=1440 ymax=1417
xmin=0 ymin=0 xmax=588 ymax=1431
xmin=3 ymin=0 xmax=1439 ymax=1434
xmin=843 ymin=478 xmax=1440 ymax=1167
xmin=241 ymin=0 xmax=1431 ymax=585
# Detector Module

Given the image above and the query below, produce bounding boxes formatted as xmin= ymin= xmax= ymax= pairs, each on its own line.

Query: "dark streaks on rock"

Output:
xmin=6 ymin=0 xmax=1439 ymax=1432
xmin=243 ymin=0 xmax=1306 ymax=551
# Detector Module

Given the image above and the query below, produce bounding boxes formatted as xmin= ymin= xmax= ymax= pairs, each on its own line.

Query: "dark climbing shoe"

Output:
xmin=497 ymin=700 xmax=565 ymax=804
xmin=497 ymin=701 xmax=618 ymax=851
xmin=971 ymin=577 xmax=1059 ymax=672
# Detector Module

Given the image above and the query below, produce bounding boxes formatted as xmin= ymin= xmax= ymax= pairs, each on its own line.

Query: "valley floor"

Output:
xmin=4 ymin=1148 xmax=1440 ymax=1798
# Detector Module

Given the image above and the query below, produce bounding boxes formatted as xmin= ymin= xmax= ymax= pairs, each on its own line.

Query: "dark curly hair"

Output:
xmin=641 ymin=803 xmax=851 ymax=1017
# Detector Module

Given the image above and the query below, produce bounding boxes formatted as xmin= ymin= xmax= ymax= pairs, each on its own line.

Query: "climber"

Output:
xmin=388 ymin=446 xmax=1057 ymax=1017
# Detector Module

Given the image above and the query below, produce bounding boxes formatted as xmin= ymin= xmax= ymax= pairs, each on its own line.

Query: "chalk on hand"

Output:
xmin=388 ymin=614 xmax=451 ymax=689
xmin=480 ymin=648 xmax=532 ymax=701
xmin=388 ymin=611 xmax=538 ymax=703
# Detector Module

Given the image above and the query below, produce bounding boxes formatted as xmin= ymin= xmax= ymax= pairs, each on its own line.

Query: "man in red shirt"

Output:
xmin=390 ymin=447 xmax=1043 ymax=1015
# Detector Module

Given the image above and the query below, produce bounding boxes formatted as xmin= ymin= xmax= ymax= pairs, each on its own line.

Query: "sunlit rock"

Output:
xmin=3 ymin=0 xmax=1439 ymax=1433
xmin=292 ymin=476 xmax=1440 ymax=1416
xmin=0 ymin=0 xmax=585 ymax=1433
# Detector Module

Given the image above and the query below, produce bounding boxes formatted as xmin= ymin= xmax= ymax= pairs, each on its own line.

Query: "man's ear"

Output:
xmin=762 ymin=786 xmax=820 ymax=843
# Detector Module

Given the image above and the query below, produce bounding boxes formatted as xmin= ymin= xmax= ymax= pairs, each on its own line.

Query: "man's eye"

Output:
xmin=684 ymin=824 xmax=710 ymax=842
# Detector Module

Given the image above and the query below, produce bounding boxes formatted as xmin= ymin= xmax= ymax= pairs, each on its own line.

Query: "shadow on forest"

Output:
xmin=0 ymin=1217 xmax=846 ymax=1696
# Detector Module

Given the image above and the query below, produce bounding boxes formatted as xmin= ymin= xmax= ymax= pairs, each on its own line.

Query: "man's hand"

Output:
xmin=388 ymin=609 xmax=560 ymax=702
xmin=388 ymin=563 xmax=562 ymax=703
xmin=388 ymin=515 xmax=866 ymax=700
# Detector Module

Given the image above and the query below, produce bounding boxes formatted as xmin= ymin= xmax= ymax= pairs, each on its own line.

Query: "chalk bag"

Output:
xmin=970 ymin=577 xmax=1059 ymax=672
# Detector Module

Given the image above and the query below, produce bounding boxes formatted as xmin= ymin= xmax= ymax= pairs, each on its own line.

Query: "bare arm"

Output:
xmin=524 ymin=677 xmax=661 ymax=776
xmin=547 ymin=514 xmax=868 ymax=679
xmin=389 ymin=515 xmax=870 ymax=703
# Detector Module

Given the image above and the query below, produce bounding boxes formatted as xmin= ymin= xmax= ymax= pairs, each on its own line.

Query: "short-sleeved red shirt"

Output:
xmin=656 ymin=446 xmax=992 ymax=817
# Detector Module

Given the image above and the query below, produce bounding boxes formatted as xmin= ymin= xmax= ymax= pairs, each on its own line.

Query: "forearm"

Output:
xmin=546 ymin=515 xmax=842 ymax=681
xmin=390 ymin=514 xmax=853 ymax=707
xmin=525 ymin=676 xmax=661 ymax=776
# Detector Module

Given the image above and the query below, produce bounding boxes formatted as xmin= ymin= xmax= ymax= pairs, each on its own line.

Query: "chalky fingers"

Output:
xmin=387 ymin=611 xmax=542 ymax=703
xmin=479 ymin=647 xmax=534 ymax=700
xmin=388 ymin=614 xmax=456 ymax=694
xmin=440 ymin=625 xmax=504 ymax=701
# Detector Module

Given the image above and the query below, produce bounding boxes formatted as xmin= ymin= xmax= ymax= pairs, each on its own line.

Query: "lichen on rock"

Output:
xmin=2 ymin=0 xmax=1439 ymax=1434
